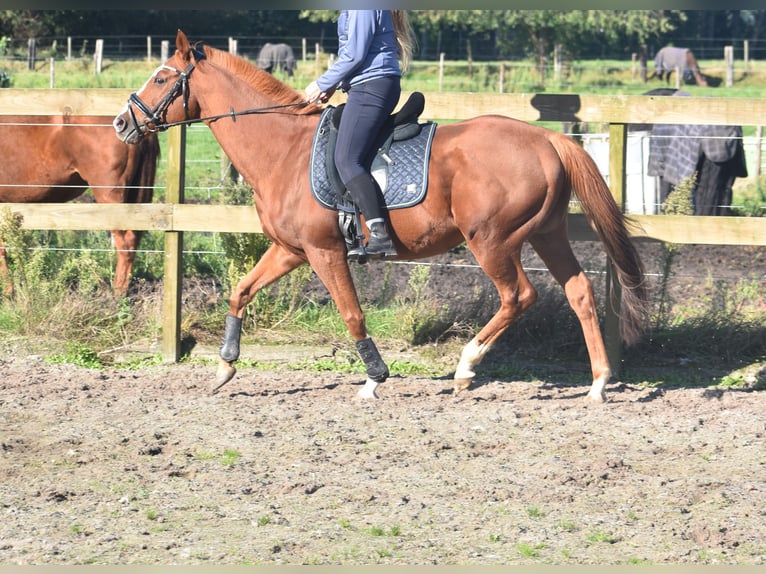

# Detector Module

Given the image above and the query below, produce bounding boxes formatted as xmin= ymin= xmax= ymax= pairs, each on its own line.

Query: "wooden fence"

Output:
xmin=1 ymin=88 xmax=765 ymax=368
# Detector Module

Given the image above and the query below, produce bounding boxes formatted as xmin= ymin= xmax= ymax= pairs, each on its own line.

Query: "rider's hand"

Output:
xmin=305 ymin=81 xmax=333 ymax=104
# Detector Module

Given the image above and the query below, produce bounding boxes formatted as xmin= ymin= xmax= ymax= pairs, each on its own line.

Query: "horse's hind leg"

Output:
xmin=529 ymin=230 xmax=612 ymax=402
xmin=453 ymin=240 xmax=537 ymax=393
xmin=214 ymin=244 xmax=306 ymax=394
xmin=0 ymin=243 xmax=11 ymax=296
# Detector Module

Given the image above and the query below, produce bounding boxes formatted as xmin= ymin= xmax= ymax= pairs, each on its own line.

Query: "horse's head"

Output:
xmin=114 ymin=30 xmax=203 ymax=144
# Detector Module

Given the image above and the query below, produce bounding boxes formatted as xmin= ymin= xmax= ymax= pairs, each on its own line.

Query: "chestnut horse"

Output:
xmin=114 ymin=30 xmax=648 ymax=401
xmin=0 ymin=115 xmax=159 ymax=295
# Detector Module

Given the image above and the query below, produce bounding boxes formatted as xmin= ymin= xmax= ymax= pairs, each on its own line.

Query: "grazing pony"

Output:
xmin=114 ymin=30 xmax=649 ymax=401
xmin=256 ymin=42 xmax=296 ymax=77
xmin=0 ymin=115 xmax=159 ymax=295
xmin=654 ymin=46 xmax=708 ymax=87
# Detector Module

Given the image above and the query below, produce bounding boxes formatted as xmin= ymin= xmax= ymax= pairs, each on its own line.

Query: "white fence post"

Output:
xmin=94 ymin=39 xmax=103 ymax=74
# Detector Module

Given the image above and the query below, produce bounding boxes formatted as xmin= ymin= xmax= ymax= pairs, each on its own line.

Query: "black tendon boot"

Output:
xmin=365 ymin=221 xmax=397 ymax=259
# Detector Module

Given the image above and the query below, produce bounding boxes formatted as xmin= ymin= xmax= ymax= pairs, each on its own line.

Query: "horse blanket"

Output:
xmin=256 ymin=43 xmax=296 ymax=77
xmin=646 ymin=90 xmax=747 ymax=215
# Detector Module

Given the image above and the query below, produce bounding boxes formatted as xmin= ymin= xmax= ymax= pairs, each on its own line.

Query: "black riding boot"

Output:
xmin=366 ymin=221 xmax=397 ymax=259
xmin=344 ymin=173 xmax=397 ymax=260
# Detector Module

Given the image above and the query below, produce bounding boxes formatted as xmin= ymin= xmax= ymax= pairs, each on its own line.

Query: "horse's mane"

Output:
xmin=201 ymin=44 xmax=320 ymax=116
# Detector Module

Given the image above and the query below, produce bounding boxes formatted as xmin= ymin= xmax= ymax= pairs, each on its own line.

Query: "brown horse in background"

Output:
xmin=0 ymin=115 xmax=159 ymax=295
xmin=114 ymin=30 xmax=648 ymax=402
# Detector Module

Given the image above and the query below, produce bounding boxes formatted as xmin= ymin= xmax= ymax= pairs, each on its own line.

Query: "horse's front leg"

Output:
xmin=306 ymin=248 xmax=388 ymax=399
xmin=109 ymin=229 xmax=141 ymax=297
xmin=213 ymin=244 xmax=306 ymax=394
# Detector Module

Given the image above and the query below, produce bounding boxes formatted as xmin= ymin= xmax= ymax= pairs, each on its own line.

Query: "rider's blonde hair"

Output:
xmin=392 ymin=10 xmax=416 ymax=72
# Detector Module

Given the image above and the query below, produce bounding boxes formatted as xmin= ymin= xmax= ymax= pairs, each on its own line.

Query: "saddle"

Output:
xmin=308 ymin=91 xmax=437 ymax=256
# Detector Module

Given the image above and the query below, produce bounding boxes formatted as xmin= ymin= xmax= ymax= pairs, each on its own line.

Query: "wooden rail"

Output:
xmin=2 ymin=88 xmax=765 ymax=366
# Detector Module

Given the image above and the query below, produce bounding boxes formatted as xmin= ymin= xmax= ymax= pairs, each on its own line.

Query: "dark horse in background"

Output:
xmin=114 ymin=30 xmax=649 ymax=402
xmin=0 ymin=115 xmax=160 ymax=295
xmin=256 ymin=42 xmax=296 ymax=77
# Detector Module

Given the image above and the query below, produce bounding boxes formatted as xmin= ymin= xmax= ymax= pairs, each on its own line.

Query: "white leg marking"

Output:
xmin=454 ymin=338 xmax=489 ymax=381
xmin=358 ymin=378 xmax=379 ymax=399
xmin=587 ymin=371 xmax=612 ymax=403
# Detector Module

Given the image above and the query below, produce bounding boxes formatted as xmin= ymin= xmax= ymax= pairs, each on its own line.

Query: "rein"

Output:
xmin=159 ymin=101 xmax=310 ymax=130
xmin=126 ymin=49 xmax=311 ymax=134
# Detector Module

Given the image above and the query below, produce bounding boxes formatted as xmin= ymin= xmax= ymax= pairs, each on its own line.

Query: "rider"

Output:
xmin=305 ymin=10 xmax=415 ymax=259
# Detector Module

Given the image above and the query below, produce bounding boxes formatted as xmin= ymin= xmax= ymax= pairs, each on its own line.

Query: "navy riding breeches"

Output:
xmin=334 ymin=75 xmax=401 ymax=185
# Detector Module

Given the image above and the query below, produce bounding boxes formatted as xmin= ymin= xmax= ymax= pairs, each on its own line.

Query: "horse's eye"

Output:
xmin=154 ymin=77 xmax=166 ymax=85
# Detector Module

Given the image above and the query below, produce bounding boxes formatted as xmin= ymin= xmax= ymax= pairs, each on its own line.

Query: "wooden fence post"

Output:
xmin=639 ymin=44 xmax=647 ymax=83
xmin=27 ymin=38 xmax=36 ymax=71
xmin=162 ymin=124 xmax=186 ymax=363
xmin=606 ymin=123 xmax=628 ymax=374
xmin=439 ymin=53 xmax=445 ymax=92
xmin=725 ymin=45 xmax=734 ymax=87
xmin=499 ymin=62 xmax=505 ymax=94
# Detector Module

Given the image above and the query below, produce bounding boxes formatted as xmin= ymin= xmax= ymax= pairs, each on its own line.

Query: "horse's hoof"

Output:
xmin=212 ymin=361 xmax=237 ymax=395
xmin=587 ymin=389 xmax=608 ymax=403
xmin=453 ymin=378 xmax=473 ymax=394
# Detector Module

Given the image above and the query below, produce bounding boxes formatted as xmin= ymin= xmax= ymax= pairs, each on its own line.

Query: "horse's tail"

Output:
xmin=548 ymin=132 xmax=649 ymax=345
xmin=128 ymin=131 xmax=160 ymax=204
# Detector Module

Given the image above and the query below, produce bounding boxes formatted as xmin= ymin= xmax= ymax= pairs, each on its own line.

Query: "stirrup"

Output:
xmin=347 ymin=242 xmax=368 ymax=264
xmin=346 ymin=205 xmax=369 ymax=264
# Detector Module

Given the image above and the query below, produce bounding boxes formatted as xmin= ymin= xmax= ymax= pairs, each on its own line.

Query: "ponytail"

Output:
xmin=391 ymin=10 xmax=416 ymax=72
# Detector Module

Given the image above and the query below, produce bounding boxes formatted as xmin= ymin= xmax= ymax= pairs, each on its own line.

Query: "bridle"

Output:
xmin=126 ymin=61 xmax=195 ymax=134
xmin=123 ymin=47 xmax=309 ymax=138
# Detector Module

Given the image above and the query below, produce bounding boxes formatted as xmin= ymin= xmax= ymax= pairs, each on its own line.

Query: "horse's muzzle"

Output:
xmin=113 ymin=111 xmax=143 ymax=145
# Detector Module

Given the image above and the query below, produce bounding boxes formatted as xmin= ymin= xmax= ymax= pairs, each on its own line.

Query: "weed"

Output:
xmin=48 ymin=342 xmax=102 ymax=369
xmin=146 ymin=509 xmax=158 ymax=521
xmin=557 ymin=519 xmax=578 ymax=532
xmin=526 ymin=506 xmax=544 ymax=518
xmin=517 ymin=542 xmax=546 ymax=557
xmin=256 ymin=515 xmax=271 ymax=526
xmin=654 ymin=174 xmax=696 ymax=330
xmin=586 ymin=530 xmax=621 ymax=544
xmin=221 ymin=448 xmax=241 ymax=466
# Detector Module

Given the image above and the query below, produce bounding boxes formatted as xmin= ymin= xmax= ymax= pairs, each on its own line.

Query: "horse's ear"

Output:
xmin=176 ymin=29 xmax=191 ymax=58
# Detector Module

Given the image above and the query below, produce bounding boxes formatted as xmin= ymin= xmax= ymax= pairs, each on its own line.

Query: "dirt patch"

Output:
xmin=1 ymin=355 xmax=765 ymax=565
xmin=1 ymin=243 xmax=765 ymax=565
